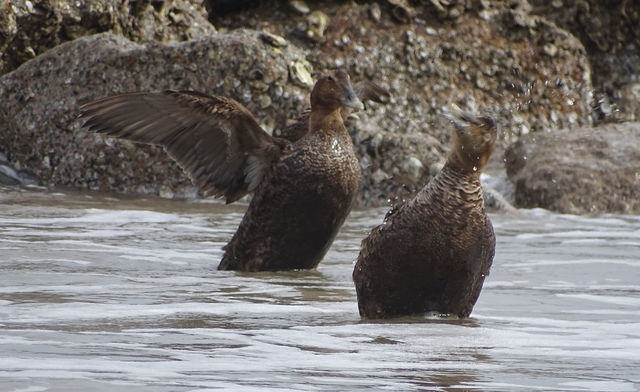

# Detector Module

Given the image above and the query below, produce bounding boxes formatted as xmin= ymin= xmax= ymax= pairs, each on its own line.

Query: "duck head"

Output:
xmin=445 ymin=104 xmax=497 ymax=173
xmin=310 ymin=70 xmax=364 ymax=112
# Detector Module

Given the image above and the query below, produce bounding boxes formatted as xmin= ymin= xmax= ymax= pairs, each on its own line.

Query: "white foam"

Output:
xmin=501 ymin=258 xmax=639 ymax=268
xmin=561 ymin=380 xmax=637 ymax=392
xmin=555 ymin=293 xmax=640 ymax=306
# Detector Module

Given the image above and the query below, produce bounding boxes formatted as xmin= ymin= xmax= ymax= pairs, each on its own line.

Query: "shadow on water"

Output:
xmin=357 ymin=313 xmax=481 ymax=328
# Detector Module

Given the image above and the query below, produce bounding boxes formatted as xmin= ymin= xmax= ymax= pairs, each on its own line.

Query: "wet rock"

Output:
xmin=0 ymin=0 xmax=215 ymax=76
xmin=305 ymin=10 xmax=329 ymax=42
xmin=399 ymin=155 xmax=424 ymax=184
xmin=213 ymin=1 xmax=593 ymax=206
xmin=259 ymin=31 xmax=288 ymax=48
xmin=289 ymin=59 xmax=314 ymax=87
xmin=616 ymin=82 xmax=640 ymax=122
xmin=0 ymin=152 xmax=40 ymax=186
xmin=483 ymin=186 xmax=519 ymax=214
xmin=369 ymin=3 xmax=382 ymax=22
xmin=289 ymin=0 xmax=310 ymax=15
xmin=0 ymin=1 xmax=17 ymax=65
xmin=0 ymin=153 xmax=21 ymax=185
xmin=386 ymin=0 xmax=416 ymax=23
xmin=2 ymin=0 xmax=627 ymax=212
xmin=0 ymin=31 xmax=310 ymax=197
xmin=352 ymin=124 xmax=443 ymax=206
xmin=505 ymin=122 xmax=640 ymax=214
xmin=528 ymin=0 xmax=640 ymax=123
xmin=481 ymin=171 xmax=518 ymax=214
xmin=205 ymin=0 xmax=257 ymax=15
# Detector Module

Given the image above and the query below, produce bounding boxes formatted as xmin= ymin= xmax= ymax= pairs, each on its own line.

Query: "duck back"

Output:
xmin=219 ymin=121 xmax=362 ymax=271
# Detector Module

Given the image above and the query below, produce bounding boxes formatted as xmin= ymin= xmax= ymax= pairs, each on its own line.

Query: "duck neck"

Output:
xmin=309 ymin=107 xmax=345 ymax=138
xmin=427 ymin=158 xmax=484 ymax=208
xmin=440 ymin=158 xmax=481 ymax=184
xmin=447 ymin=146 xmax=479 ymax=173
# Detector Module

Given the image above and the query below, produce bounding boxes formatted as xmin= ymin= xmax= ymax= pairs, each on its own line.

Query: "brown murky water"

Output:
xmin=1 ymin=186 xmax=639 ymax=391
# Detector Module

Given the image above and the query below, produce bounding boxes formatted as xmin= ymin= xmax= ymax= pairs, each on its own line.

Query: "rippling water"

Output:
xmin=1 ymin=186 xmax=639 ymax=391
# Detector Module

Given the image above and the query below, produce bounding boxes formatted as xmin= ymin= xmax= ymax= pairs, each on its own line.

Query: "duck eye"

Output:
xmin=327 ymin=76 xmax=334 ymax=82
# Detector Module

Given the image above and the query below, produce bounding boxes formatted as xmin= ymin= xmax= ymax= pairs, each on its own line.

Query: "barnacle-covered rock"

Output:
xmin=0 ymin=0 xmax=215 ymax=76
xmin=0 ymin=0 xmax=17 ymax=66
xmin=259 ymin=31 xmax=288 ymax=48
xmin=505 ymin=122 xmax=640 ymax=214
xmin=0 ymin=152 xmax=39 ymax=186
xmin=289 ymin=59 xmax=314 ymax=87
xmin=527 ymin=0 xmax=640 ymax=123
xmin=289 ymin=0 xmax=310 ymax=15
xmin=0 ymin=30 xmax=310 ymax=196
xmin=2 ymin=0 xmax=637 ymax=214
xmin=386 ymin=0 xmax=416 ymax=23
xmin=305 ymin=10 xmax=329 ymax=42
xmin=213 ymin=1 xmax=594 ymax=206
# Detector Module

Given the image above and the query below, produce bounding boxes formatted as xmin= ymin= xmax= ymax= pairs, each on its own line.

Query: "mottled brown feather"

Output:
xmin=353 ymin=109 xmax=497 ymax=319
xmin=218 ymin=70 xmax=364 ymax=271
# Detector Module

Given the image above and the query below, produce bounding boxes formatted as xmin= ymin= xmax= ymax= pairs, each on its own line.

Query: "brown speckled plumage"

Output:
xmin=353 ymin=107 xmax=497 ymax=319
xmin=80 ymin=70 xmax=364 ymax=272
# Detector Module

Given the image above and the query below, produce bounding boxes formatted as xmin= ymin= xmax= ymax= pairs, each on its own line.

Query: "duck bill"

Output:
xmin=340 ymin=87 xmax=365 ymax=111
xmin=444 ymin=103 xmax=481 ymax=131
xmin=333 ymin=70 xmax=364 ymax=111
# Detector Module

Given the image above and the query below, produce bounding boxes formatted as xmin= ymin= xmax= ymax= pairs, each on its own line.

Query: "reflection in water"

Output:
xmin=0 ymin=186 xmax=639 ymax=391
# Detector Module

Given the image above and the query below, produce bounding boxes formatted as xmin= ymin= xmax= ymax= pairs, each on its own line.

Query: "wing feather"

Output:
xmin=80 ymin=90 xmax=282 ymax=202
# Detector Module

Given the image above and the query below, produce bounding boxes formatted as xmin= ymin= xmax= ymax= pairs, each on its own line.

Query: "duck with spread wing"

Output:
xmin=80 ymin=70 xmax=364 ymax=272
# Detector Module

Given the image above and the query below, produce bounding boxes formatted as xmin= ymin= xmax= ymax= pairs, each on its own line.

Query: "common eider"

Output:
xmin=353 ymin=106 xmax=497 ymax=319
xmin=80 ymin=70 xmax=364 ymax=272
xmin=278 ymin=80 xmax=389 ymax=142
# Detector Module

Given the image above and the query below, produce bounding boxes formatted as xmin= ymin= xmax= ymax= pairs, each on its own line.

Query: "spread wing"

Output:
xmin=80 ymin=90 xmax=282 ymax=203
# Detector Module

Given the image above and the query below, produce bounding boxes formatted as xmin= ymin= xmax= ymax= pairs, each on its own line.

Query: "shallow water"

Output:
xmin=1 ymin=186 xmax=639 ymax=392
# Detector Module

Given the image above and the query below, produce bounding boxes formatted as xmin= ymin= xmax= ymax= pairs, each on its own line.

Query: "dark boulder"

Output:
xmin=0 ymin=0 xmax=215 ymax=76
xmin=0 ymin=31 xmax=311 ymax=197
xmin=505 ymin=122 xmax=640 ymax=214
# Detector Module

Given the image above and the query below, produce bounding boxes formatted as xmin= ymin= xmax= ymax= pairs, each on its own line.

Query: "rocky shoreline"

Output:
xmin=1 ymin=0 xmax=638 ymax=214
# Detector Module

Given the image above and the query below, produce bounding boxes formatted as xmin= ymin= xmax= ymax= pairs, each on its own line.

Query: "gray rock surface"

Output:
xmin=0 ymin=152 xmax=39 ymax=186
xmin=213 ymin=0 xmax=593 ymax=205
xmin=1 ymin=0 xmax=637 ymax=213
xmin=0 ymin=31 xmax=310 ymax=197
xmin=505 ymin=122 xmax=640 ymax=214
xmin=528 ymin=0 xmax=640 ymax=123
xmin=0 ymin=0 xmax=215 ymax=75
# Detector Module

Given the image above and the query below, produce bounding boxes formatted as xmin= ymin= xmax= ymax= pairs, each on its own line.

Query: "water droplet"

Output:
xmin=472 ymin=166 xmax=477 ymax=172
